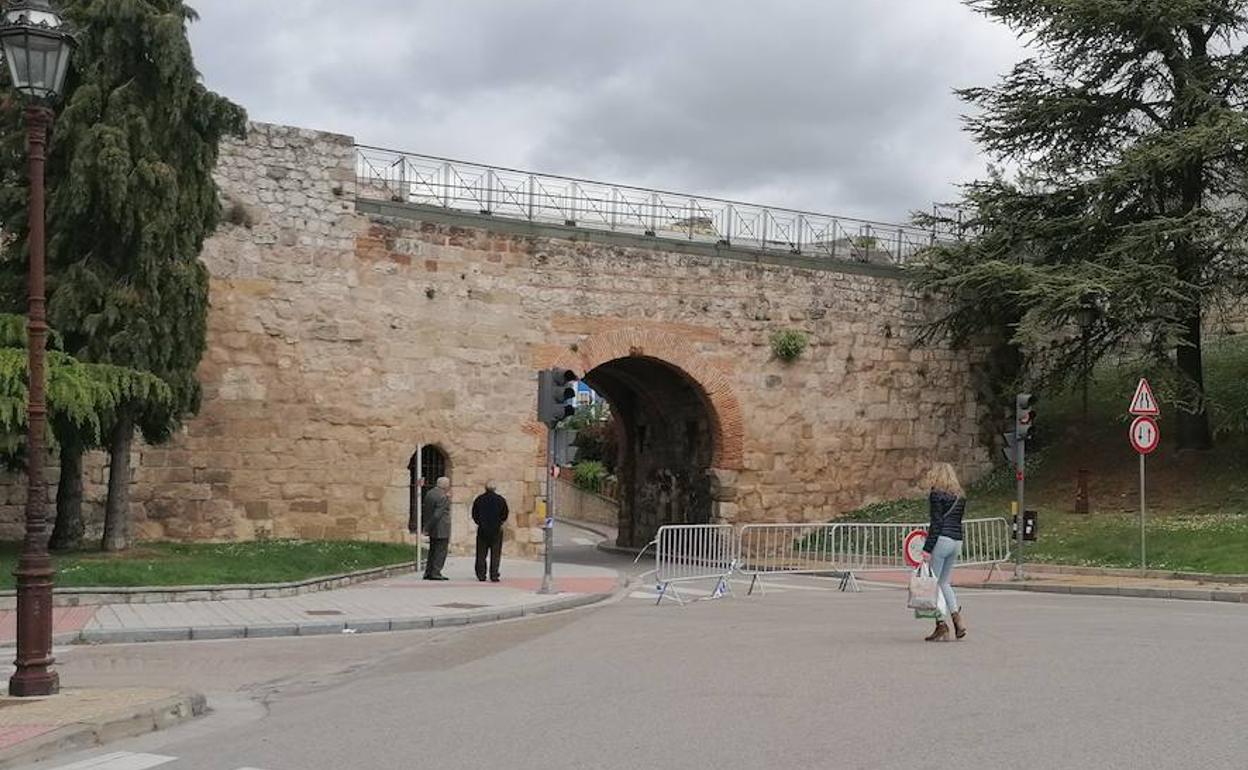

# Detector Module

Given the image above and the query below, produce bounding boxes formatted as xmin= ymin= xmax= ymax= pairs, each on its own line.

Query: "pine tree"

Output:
xmin=914 ymin=1 xmax=1248 ymax=449
xmin=0 ymin=1 xmax=245 ymax=550
xmin=0 ymin=314 xmax=172 ymax=549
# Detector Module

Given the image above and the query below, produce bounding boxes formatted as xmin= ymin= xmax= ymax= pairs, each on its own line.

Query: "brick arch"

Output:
xmin=553 ymin=329 xmax=744 ymax=470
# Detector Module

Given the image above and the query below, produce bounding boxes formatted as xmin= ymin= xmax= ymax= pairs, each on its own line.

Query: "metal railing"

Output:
xmin=734 ymin=518 xmax=1013 ymax=595
xmin=652 ymin=524 xmax=738 ymax=605
xmin=355 ymin=145 xmax=958 ymax=266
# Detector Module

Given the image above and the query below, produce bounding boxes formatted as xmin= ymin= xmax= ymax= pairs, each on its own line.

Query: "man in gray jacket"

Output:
xmin=420 ymin=477 xmax=452 ymax=580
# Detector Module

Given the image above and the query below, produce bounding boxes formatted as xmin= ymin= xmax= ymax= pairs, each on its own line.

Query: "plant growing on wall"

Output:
xmin=770 ymin=330 xmax=809 ymax=363
xmin=0 ymin=1 xmax=246 ymax=551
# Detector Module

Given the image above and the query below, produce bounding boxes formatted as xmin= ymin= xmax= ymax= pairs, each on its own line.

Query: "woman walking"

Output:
xmin=921 ymin=463 xmax=967 ymax=642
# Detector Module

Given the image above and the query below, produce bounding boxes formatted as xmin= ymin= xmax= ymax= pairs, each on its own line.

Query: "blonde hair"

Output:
xmin=924 ymin=463 xmax=964 ymax=497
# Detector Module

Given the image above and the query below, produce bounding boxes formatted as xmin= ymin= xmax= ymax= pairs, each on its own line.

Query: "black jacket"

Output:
xmin=922 ymin=489 xmax=965 ymax=553
xmin=471 ymin=490 xmax=509 ymax=533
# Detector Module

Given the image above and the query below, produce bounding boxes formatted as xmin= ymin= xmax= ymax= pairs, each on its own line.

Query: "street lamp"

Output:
xmin=1 ymin=0 xmax=74 ymax=698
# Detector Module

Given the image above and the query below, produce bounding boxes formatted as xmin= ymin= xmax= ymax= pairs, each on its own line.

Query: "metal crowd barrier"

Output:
xmin=652 ymin=524 xmax=739 ymax=606
xmin=737 ymin=523 xmax=846 ymax=595
xmin=736 ymin=518 xmax=1013 ymax=596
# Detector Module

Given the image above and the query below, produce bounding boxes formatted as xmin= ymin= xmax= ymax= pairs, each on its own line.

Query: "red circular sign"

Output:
xmin=903 ymin=530 xmax=928 ymax=568
xmin=1129 ymin=416 xmax=1160 ymax=455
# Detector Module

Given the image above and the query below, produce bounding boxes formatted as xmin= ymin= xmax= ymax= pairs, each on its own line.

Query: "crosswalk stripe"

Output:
xmin=51 ymin=752 xmax=177 ymax=770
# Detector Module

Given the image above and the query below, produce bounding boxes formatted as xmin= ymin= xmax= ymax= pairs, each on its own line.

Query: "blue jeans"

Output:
xmin=930 ymin=536 xmax=962 ymax=620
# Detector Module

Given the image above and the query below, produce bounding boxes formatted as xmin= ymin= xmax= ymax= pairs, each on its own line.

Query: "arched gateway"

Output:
xmin=552 ymin=329 xmax=743 ymax=548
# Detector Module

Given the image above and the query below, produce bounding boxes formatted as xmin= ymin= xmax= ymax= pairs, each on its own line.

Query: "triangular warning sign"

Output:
xmin=1129 ymin=378 xmax=1160 ymax=416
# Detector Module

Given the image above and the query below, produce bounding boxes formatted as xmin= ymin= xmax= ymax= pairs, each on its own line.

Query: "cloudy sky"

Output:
xmin=188 ymin=1 xmax=1025 ymax=224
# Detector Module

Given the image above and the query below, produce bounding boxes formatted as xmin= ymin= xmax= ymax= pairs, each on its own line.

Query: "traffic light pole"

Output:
xmin=1014 ymin=432 xmax=1025 ymax=580
xmin=538 ymin=428 xmax=556 ymax=595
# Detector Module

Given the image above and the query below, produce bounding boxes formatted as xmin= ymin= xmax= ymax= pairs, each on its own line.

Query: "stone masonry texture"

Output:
xmin=0 ymin=122 xmax=993 ymax=555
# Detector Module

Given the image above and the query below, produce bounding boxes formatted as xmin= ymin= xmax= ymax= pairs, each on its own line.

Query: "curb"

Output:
xmin=0 ymin=562 xmax=418 ymax=611
xmin=0 ymin=691 xmax=204 ymax=769
xmin=1014 ymin=563 xmax=1248 ymax=585
xmin=975 ymin=581 xmax=1248 ymax=603
xmin=63 ymin=591 xmax=614 ymax=647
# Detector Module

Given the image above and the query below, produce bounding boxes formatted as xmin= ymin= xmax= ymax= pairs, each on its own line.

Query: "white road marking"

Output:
xmin=571 ymin=537 xmax=596 ymax=546
xmin=50 ymin=752 xmax=177 ymax=770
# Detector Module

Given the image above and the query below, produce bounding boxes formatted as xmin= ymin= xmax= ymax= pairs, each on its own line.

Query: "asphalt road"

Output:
xmin=31 ymin=542 xmax=1248 ymax=770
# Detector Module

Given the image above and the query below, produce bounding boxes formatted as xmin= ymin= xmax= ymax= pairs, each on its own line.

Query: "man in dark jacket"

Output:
xmin=420 ymin=477 xmax=452 ymax=580
xmin=471 ymin=481 xmax=509 ymax=582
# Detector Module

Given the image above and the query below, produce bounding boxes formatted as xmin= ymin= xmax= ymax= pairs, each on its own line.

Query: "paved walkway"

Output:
xmin=0 ymin=558 xmax=621 ymax=646
xmin=0 ymin=688 xmax=201 ymax=767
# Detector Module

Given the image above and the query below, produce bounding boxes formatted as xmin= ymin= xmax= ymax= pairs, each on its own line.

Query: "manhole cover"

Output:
xmin=435 ymin=602 xmax=489 ymax=610
xmin=305 ymin=609 xmax=345 ymax=616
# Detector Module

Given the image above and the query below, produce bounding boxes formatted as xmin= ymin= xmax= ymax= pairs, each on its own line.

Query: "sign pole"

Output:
xmin=539 ymin=429 xmax=556 ymax=594
xmin=414 ymin=445 xmax=424 ymax=574
xmin=1139 ymin=453 xmax=1146 ymax=575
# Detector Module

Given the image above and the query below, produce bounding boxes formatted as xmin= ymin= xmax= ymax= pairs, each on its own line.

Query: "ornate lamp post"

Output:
xmin=1 ymin=0 xmax=74 ymax=698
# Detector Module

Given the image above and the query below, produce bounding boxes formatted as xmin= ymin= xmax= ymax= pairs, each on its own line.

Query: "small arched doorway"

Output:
xmin=408 ymin=445 xmax=450 ymax=524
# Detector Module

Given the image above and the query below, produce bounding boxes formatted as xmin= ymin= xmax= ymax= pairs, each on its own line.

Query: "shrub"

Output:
xmin=770 ymin=330 xmax=809 ymax=362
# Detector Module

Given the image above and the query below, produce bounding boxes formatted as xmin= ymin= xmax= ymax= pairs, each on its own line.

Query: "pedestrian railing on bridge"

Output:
xmin=355 ymin=145 xmax=958 ymax=266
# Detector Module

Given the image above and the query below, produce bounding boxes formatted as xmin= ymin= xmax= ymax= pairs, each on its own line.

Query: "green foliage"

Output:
xmin=0 ymin=313 xmax=173 ymax=467
xmin=0 ymin=0 xmax=246 ymax=422
xmin=912 ymin=1 xmax=1248 ymax=449
xmin=770 ymin=329 xmax=809 ymax=362
xmin=572 ymin=460 xmax=608 ymax=490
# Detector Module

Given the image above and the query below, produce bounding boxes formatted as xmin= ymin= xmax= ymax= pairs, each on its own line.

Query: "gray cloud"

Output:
xmin=189 ymin=1 xmax=1022 ymax=223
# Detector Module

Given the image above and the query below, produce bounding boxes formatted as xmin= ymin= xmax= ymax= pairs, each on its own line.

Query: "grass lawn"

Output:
xmin=0 ymin=540 xmax=419 ymax=590
xmin=838 ymin=335 xmax=1248 ymax=575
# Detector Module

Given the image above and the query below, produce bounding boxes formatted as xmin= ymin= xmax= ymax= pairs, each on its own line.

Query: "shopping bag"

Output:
xmin=914 ymin=587 xmax=947 ymax=620
xmin=907 ymin=563 xmax=939 ymax=611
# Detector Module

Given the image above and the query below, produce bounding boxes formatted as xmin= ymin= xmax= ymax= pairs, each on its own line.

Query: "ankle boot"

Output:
xmin=925 ymin=621 xmax=950 ymax=642
xmin=951 ymin=610 xmax=967 ymax=639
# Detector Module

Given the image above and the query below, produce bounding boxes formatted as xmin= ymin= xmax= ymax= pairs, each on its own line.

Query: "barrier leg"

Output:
xmin=985 ymin=562 xmax=1000 ymax=584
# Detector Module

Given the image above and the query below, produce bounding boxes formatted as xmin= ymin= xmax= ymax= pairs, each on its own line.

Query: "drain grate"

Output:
xmin=435 ymin=602 xmax=490 ymax=610
xmin=305 ymin=609 xmax=345 ymax=616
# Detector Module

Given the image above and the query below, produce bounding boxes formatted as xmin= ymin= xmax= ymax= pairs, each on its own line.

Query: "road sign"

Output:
xmin=1129 ymin=416 xmax=1159 ymax=455
xmin=903 ymin=529 xmax=927 ymax=568
xmin=1129 ymin=378 xmax=1159 ymax=416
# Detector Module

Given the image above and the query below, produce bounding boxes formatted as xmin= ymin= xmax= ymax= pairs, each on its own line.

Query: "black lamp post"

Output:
xmin=1 ymin=0 xmax=74 ymax=698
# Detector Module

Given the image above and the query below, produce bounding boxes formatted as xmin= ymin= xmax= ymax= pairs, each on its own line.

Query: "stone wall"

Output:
xmin=554 ymin=477 xmax=620 ymax=530
xmin=0 ymin=121 xmax=992 ymax=554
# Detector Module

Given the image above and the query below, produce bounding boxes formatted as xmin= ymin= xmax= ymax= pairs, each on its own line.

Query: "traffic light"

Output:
xmin=1015 ymin=393 xmax=1037 ymax=442
xmin=537 ymin=368 xmax=578 ymax=427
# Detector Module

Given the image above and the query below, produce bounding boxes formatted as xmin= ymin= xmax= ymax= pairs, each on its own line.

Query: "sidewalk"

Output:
xmin=862 ymin=564 xmax=1248 ymax=602
xmin=0 ymin=557 xmax=622 ymax=647
xmin=0 ymin=688 xmax=202 ymax=768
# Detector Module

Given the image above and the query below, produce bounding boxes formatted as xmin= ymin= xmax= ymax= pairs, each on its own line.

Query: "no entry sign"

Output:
xmin=903 ymin=529 xmax=927 ymax=568
xmin=1130 ymin=416 xmax=1159 ymax=455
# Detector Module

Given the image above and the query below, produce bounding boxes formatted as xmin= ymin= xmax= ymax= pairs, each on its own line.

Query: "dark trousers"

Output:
xmin=475 ymin=528 xmax=503 ymax=580
xmin=425 ymin=537 xmax=449 ymax=578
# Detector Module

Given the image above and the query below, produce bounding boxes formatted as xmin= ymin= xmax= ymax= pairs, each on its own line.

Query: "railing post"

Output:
xmin=482 ymin=169 xmax=494 ymax=215
xmin=527 ymin=174 xmax=536 ymax=221
xmin=896 ymin=228 xmax=903 ymax=264
xmin=760 ymin=209 xmax=769 ymax=252
xmin=796 ymin=214 xmax=804 ymax=254
xmin=725 ymin=204 xmax=734 ymax=245
xmin=610 ymin=188 xmax=618 ymax=230
xmin=441 ymin=162 xmax=451 ymax=208
xmin=688 ymin=198 xmax=695 ymax=240
xmin=567 ymin=182 xmax=577 ymax=226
